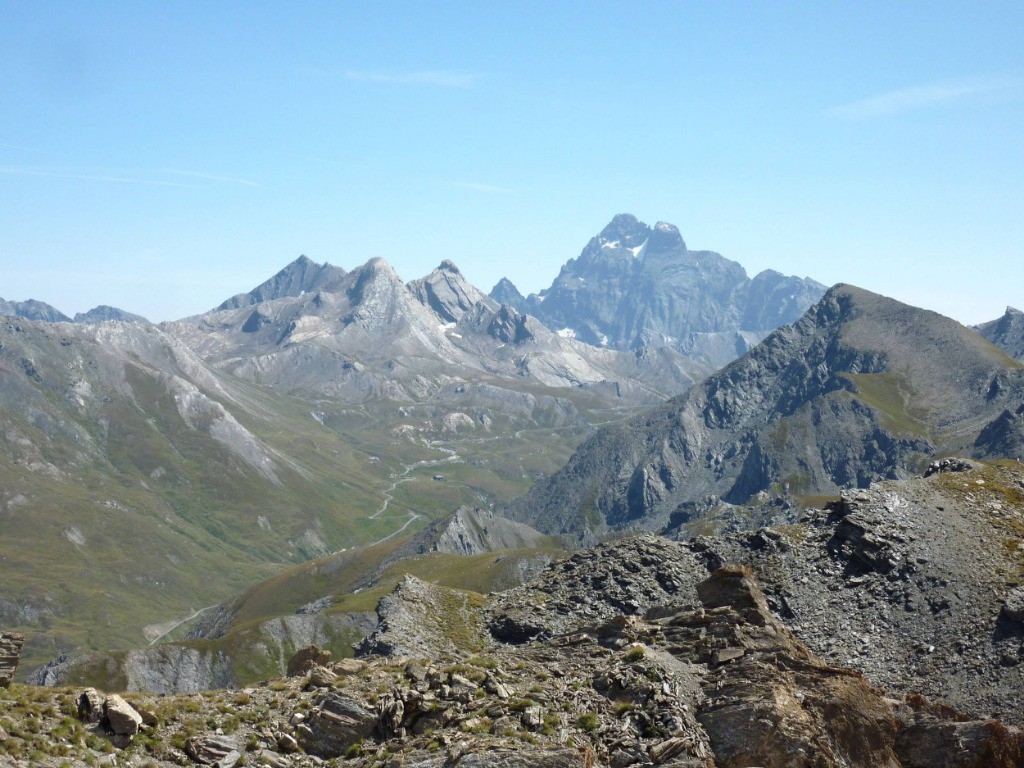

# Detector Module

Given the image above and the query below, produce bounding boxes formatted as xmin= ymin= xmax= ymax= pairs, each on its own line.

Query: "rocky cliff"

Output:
xmin=977 ymin=306 xmax=1024 ymax=360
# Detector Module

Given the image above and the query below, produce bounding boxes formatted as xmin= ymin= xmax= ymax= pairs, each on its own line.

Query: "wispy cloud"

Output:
xmin=328 ymin=69 xmax=483 ymax=88
xmin=451 ymin=181 xmax=515 ymax=194
xmin=831 ymin=76 xmax=1015 ymax=118
xmin=0 ymin=142 xmax=37 ymax=152
xmin=159 ymin=168 xmax=263 ymax=187
xmin=0 ymin=167 xmax=197 ymax=187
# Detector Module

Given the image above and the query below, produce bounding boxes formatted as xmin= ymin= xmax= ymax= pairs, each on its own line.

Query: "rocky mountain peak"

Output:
xmin=73 ymin=305 xmax=150 ymax=324
xmin=216 ymin=255 xmax=347 ymax=311
xmin=0 ymin=297 xmax=71 ymax=323
xmin=647 ymin=220 xmax=686 ymax=252
xmin=408 ymin=259 xmax=494 ymax=323
xmin=976 ymin=305 xmax=1024 ymax=360
xmin=594 ymin=213 xmax=651 ymax=249
xmin=488 ymin=277 xmax=526 ymax=310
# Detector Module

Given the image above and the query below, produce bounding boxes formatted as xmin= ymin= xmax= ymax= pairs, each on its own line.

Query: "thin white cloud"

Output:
xmin=0 ymin=142 xmax=37 ymax=152
xmin=452 ymin=181 xmax=515 ymax=194
xmin=831 ymin=77 xmax=1014 ymax=118
xmin=337 ymin=69 xmax=483 ymax=88
xmin=159 ymin=168 xmax=263 ymax=187
xmin=0 ymin=167 xmax=197 ymax=187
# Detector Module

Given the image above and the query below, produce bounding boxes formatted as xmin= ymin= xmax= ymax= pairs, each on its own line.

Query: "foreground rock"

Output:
xmin=0 ymin=632 xmax=24 ymax=688
xmin=2 ymin=515 xmax=1023 ymax=766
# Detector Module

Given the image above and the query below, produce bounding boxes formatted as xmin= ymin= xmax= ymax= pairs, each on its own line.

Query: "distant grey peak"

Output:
xmin=489 ymin=278 xmax=526 ymax=310
xmin=346 ymin=257 xmax=403 ymax=301
xmin=215 ymin=255 xmax=347 ymax=312
xmin=576 ymin=214 xmax=652 ymax=265
xmin=0 ymin=297 xmax=71 ymax=323
xmin=74 ymin=305 xmax=149 ymax=324
xmin=740 ymin=270 xmax=828 ymax=331
xmin=408 ymin=259 xmax=494 ymax=323
xmin=596 ymin=213 xmax=651 ymax=249
xmin=486 ymin=304 xmax=537 ymax=344
xmin=976 ymin=305 xmax=1024 ymax=360
xmin=647 ymin=221 xmax=686 ymax=252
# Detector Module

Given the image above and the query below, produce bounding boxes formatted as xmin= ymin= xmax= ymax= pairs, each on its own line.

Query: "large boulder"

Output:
xmin=286 ymin=644 xmax=331 ymax=676
xmin=104 ymin=694 xmax=143 ymax=736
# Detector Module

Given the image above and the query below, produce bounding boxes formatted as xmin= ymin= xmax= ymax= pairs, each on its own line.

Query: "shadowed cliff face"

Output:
xmin=505 ymin=284 xmax=1024 ymax=542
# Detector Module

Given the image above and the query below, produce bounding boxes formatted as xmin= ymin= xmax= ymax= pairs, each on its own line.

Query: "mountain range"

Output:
xmin=490 ymin=213 xmax=826 ymax=367
xmin=0 ymin=214 xmax=824 ymax=673
xmin=3 ymin=214 xmax=1024 ymax=768
xmin=505 ymin=284 xmax=1024 ymax=542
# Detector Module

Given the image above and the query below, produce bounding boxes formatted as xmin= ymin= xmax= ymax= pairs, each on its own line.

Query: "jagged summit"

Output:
xmin=591 ymin=212 xmax=651 ymax=250
xmin=521 ymin=213 xmax=825 ymax=359
xmin=976 ymin=305 xmax=1024 ymax=360
xmin=216 ymin=255 xmax=347 ymax=311
xmin=74 ymin=305 xmax=149 ymax=324
xmin=648 ymin=220 xmax=685 ymax=251
xmin=488 ymin=277 xmax=526 ymax=311
xmin=0 ymin=297 xmax=71 ymax=323
xmin=407 ymin=259 xmax=494 ymax=323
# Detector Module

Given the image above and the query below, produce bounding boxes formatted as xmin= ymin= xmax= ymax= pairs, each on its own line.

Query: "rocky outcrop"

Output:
xmin=356 ymin=575 xmax=485 ymax=659
xmin=296 ymin=692 xmax=377 ymax=757
xmin=394 ymin=506 xmax=554 ymax=559
xmin=976 ymin=306 xmax=1024 ymax=360
xmin=6 ymin=532 xmax=1024 ymax=766
xmin=0 ymin=632 xmax=24 ymax=688
xmin=30 ymin=610 xmax=376 ymax=694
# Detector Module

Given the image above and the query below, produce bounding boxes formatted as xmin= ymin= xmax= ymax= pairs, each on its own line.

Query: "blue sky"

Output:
xmin=1 ymin=1 xmax=1022 ymax=323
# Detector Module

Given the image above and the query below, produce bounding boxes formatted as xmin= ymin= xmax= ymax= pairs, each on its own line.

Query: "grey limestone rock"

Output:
xmin=297 ymin=692 xmax=377 ymax=757
xmin=976 ymin=306 xmax=1024 ymax=360
xmin=103 ymin=694 xmax=143 ymax=736
xmin=0 ymin=632 xmax=23 ymax=688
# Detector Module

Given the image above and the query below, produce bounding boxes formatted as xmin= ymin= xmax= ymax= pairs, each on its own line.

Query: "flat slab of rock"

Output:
xmin=0 ymin=632 xmax=25 ymax=688
xmin=297 ymin=692 xmax=376 ymax=757
xmin=408 ymin=749 xmax=586 ymax=768
xmin=185 ymin=734 xmax=240 ymax=766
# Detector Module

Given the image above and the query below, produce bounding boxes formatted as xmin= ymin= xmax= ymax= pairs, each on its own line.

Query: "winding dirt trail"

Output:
xmin=147 ymin=604 xmax=220 ymax=646
xmin=361 ymin=443 xmax=462 ymax=548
